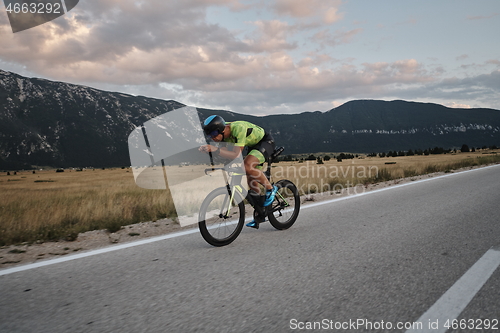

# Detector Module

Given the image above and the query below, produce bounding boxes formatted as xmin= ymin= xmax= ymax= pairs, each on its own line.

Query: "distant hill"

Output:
xmin=262 ymin=100 xmax=500 ymax=154
xmin=1 ymin=70 xmax=499 ymax=169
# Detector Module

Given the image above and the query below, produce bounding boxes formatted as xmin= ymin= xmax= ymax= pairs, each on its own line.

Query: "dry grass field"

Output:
xmin=0 ymin=168 xmax=175 ymax=246
xmin=272 ymin=150 xmax=500 ymax=194
xmin=1 ymin=150 xmax=499 ymax=246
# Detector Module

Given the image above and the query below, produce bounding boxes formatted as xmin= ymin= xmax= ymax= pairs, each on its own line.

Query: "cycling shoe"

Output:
xmin=263 ymin=185 xmax=278 ymax=206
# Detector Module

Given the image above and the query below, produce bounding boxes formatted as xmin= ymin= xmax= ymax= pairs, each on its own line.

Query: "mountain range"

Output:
xmin=1 ymin=69 xmax=499 ymax=169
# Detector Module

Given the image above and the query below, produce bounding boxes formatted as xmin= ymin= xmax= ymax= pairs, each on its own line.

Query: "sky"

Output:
xmin=0 ymin=0 xmax=499 ymax=116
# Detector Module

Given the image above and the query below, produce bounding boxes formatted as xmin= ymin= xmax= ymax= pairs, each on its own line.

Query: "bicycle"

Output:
xmin=198 ymin=146 xmax=300 ymax=246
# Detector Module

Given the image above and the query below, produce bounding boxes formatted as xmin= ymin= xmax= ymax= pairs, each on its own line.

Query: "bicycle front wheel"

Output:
xmin=198 ymin=187 xmax=245 ymax=246
xmin=267 ymin=179 xmax=300 ymax=230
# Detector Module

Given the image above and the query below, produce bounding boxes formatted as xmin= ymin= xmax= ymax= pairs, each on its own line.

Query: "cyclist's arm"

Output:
xmin=199 ymin=144 xmax=243 ymax=160
xmin=219 ymin=145 xmax=243 ymax=160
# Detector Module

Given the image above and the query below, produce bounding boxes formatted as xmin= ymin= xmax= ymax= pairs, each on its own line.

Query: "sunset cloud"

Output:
xmin=0 ymin=0 xmax=498 ymax=114
xmin=272 ymin=0 xmax=343 ymax=24
xmin=467 ymin=13 xmax=499 ymax=20
xmin=447 ymin=102 xmax=472 ymax=109
xmin=312 ymin=28 xmax=363 ymax=47
xmin=244 ymin=20 xmax=298 ymax=52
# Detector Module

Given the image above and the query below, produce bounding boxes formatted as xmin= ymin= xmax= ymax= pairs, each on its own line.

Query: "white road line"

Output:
xmin=0 ymin=228 xmax=199 ymax=277
xmin=406 ymin=246 xmax=500 ymax=333
xmin=1 ymin=163 xmax=499 ymax=276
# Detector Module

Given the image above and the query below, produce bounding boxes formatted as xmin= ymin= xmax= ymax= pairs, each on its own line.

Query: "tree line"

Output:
xmin=276 ymin=143 xmax=498 ymax=164
xmin=368 ymin=144 xmax=498 ymax=158
xmin=279 ymin=153 xmax=358 ymax=163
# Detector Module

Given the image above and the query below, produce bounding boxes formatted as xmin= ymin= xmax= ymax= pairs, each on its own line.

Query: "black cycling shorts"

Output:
xmin=248 ymin=132 xmax=275 ymax=165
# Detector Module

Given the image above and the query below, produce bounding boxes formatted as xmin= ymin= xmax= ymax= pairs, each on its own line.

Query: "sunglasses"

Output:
xmin=209 ymin=130 xmax=220 ymax=138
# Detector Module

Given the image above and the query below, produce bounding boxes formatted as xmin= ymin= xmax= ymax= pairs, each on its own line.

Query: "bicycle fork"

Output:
xmin=219 ymin=184 xmax=243 ymax=219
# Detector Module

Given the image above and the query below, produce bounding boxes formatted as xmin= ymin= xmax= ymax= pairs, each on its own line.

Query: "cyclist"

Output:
xmin=200 ymin=115 xmax=278 ymax=228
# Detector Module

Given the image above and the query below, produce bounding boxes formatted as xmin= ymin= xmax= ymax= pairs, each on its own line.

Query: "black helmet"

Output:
xmin=203 ymin=115 xmax=225 ymax=137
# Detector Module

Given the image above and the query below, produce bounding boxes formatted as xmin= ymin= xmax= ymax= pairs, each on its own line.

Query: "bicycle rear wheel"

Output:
xmin=267 ymin=179 xmax=300 ymax=230
xmin=198 ymin=187 xmax=245 ymax=246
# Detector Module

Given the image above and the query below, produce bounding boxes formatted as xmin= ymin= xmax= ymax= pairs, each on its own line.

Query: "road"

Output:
xmin=1 ymin=165 xmax=500 ymax=332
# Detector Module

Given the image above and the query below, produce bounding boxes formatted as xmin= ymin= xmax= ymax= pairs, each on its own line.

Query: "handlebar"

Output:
xmin=204 ymin=146 xmax=285 ymax=176
xmin=270 ymin=146 xmax=284 ymax=162
xmin=204 ymin=166 xmax=244 ymax=175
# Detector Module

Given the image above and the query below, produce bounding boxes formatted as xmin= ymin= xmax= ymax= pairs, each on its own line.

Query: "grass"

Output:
xmin=0 ymin=168 xmax=176 ymax=246
xmin=271 ymin=150 xmax=500 ymax=196
xmin=0 ymin=150 xmax=499 ymax=246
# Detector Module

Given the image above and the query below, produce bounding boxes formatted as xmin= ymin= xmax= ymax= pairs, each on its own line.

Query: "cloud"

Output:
xmin=0 ymin=0 xmax=344 ymax=93
xmin=381 ymin=70 xmax=500 ymax=109
xmin=395 ymin=18 xmax=417 ymax=26
xmin=0 ymin=0 xmax=252 ymax=81
xmin=446 ymin=102 xmax=471 ymax=109
xmin=440 ymin=70 xmax=500 ymax=92
xmin=467 ymin=13 xmax=499 ymax=20
xmin=312 ymin=28 xmax=363 ymax=47
xmin=243 ymin=20 xmax=298 ymax=52
xmin=0 ymin=0 xmax=497 ymax=115
xmin=359 ymin=59 xmax=433 ymax=85
xmin=298 ymin=53 xmax=336 ymax=67
xmin=486 ymin=59 xmax=500 ymax=67
xmin=272 ymin=0 xmax=344 ymax=24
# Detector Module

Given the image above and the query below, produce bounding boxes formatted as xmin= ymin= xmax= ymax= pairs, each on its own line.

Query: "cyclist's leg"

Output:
xmin=244 ymin=151 xmax=269 ymax=228
xmin=244 ymin=152 xmax=271 ymax=192
xmin=245 ymin=136 xmax=275 ymax=188
xmin=246 ymin=148 xmax=278 ymax=207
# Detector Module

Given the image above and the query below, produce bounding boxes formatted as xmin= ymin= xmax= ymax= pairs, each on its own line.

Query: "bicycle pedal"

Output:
xmin=246 ymin=221 xmax=260 ymax=229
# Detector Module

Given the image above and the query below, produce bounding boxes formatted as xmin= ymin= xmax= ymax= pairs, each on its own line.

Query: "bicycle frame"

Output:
xmin=198 ymin=146 xmax=298 ymax=246
xmin=205 ymin=154 xmax=290 ymax=222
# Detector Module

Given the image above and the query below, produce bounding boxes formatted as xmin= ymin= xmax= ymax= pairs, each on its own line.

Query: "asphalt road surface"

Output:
xmin=1 ymin=165 xmax=500 ymax=333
